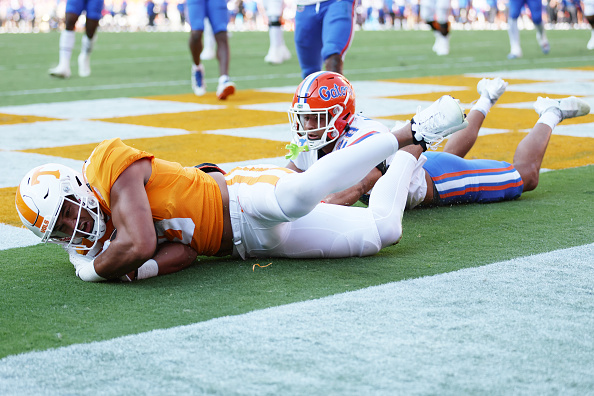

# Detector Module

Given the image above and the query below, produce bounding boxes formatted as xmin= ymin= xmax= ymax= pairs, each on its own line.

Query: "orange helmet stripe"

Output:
xmin=15 ymin=185 xmax=44 ymax=228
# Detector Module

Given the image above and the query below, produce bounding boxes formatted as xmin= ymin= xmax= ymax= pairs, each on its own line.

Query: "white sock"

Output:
xmin=59 ymin=30 xmax=75 ymax=67
xmin=269 ymin=25 xmax=281 ymax=48
xmin=81 ymin=34 xmax=96 ymax=55
xmin=537 ymin=109 xmax=562 ymax=129
xmin=369 ymin=150 xmax=416 ymax=248
xmin=508 ymin=18 xmax=521 ymax=53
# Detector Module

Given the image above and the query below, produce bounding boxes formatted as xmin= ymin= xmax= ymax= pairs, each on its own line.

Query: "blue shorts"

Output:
xmin=66 ymin=0 xmax=104 ymax=20
xmin=294 ymin=0 xmax=356 ymax=78
xmin=508 ymin=0 xmax=543 ymax=24
xmin=423 ymin=152 xmax=524 ymax=205
xmin=187 ymin=0 xmax=229 ymax=33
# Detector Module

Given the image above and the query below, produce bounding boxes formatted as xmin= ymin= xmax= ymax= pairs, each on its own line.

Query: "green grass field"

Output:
xmin=1 ymin=28 xmax=594 ymax=390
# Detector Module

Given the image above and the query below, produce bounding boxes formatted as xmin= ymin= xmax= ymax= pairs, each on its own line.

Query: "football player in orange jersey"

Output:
xmin=15 ymin=95 xmax=468 ymax=282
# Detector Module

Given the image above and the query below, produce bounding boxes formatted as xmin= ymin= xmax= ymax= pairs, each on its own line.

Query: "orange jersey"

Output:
xmin=82 ymin=138 xmax=224 ymax=256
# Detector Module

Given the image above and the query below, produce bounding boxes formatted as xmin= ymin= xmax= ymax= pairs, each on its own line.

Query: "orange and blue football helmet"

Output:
xmin=288 ymin=71 xmax=356 ymax=150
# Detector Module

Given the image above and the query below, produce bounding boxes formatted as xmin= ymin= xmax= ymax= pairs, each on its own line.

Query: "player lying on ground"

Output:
xmin=285 ymin=72 xmax=590 ymax=208
xmin=15 ymin=94 xmax=467 ymax=282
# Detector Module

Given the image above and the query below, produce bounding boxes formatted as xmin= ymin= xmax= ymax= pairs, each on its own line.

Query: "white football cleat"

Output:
xmin=477 ymin=77 xmax=508 ymax=104
xmin=48 ymin=63 xmax=71 ymax=79
xmin=411 ymin=95 xmax=468 ymax=150
xmin=191 ymin=64 xmax=206 ymax=96
xmin=534 ymin=96 xmax=591 ymax=120
xmin=434 ymin=34 xmax=450 ymax=56
xmin=265 ymin=45 xmax=291 ymax=64
xmin=216 ymin=77 xmax=235 ymax=100
xmin=507 ymin=49 xmax=522 ymax=60
xmin=587 ymin=35 xmax=594 ymax=50
xmin=78 ymin=53 xmax=91 ymax=77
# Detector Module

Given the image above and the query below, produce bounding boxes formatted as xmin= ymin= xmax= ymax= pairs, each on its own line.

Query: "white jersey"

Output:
xmin=289 ymin=114 xmax=428 ymax=209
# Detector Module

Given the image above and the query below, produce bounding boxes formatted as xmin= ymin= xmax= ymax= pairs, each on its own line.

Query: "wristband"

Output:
xmin=137 ymin=259 xmax=159 ymax=280
xmin=76 ymin=259 xmax=106 ymax=282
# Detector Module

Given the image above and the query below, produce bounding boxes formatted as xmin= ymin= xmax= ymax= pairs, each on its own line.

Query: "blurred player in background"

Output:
xmin=187 ymin=0 xmax=235 ymax=99
xmin=263 ymin=0 xmax=291 ymax=64
xmin=285 ymin=73 xmax=590 ymax=209
xmin=420 ymin=0 xmax=451 ymax=55
xmin=48 ymin=0 xmax=104 ymax=78
xmin=15 ymin=97 xmax=467 ymax=282
xmin=506 ymin=0 xmax=549 ymax=59
xmin=294 ymin=0 xmax=356 ymax=78
xmin=585 ymin=0 xmax=594 ymax=50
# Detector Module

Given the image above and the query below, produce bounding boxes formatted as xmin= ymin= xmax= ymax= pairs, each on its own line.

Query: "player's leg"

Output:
xmin=206 ymin=0 xmax=235 ymax=99
xmin=263 ymin=0 xmax=291 ymax=64
xmin=443 ymin=77 xmax=508 ymax=157
xmin=275 ymin=133 xmax=401 ymax=219
xmin=368 ymin=150 xmax=417 ymax=248
xmin=78 ymin=0 xmax=102 ymax=78
xmin=507 ymin=0 xmax=523 ymax=59
xmin=48 ymin=9 xmax=80 ymax=78
xmin=268 ymin=151 xmax=419 ymax=258
xmin=527 ymin=0 xmax=549 ymax=54
xmin=584 ymin=0 xmax=594 ymax=49
xmin=432 ymin=0 xmax=450 ymax=55
xmin=187 ymin=0 xmax=207 ymax=95
xmin=321 ymin=0 xmax=355 ymax=74
xmin=420 ymin=0 xmax=439 ymax=52
xmin=294 ymin=4 xmax=324 ymax=78
xmin=515 ymin=96 xmax=590 ymax=191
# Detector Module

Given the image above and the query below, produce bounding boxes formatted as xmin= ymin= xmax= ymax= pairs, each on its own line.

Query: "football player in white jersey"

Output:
xmin=585 ymin=0 xmax=594 ymax=50
xmin=506 ymin=0 xmax=549 ymax=59
xmin=420 ymin=0 xmax=451 ymax=55
xmin=48 ymin=0 xmax=104 ymax=78
xmin=263 ymin=0 xmax=292 ymax=64
xmin=285 ymin=72 xmax=590 ymax=208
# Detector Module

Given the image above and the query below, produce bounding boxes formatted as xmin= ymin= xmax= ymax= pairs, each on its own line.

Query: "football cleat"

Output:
xmin=477 ymin=77 xmax=508 ymax=104
xmin=48 ymin=63 xmax=71 ymax=79
xmin=536 ymin=31 xmax=550 ymax=55
xmin=216 ymin=77 xmax=235 ymax=100
xmin=411 ymin=95 xmax=468 ymax=150
xmin=78 ymin=53 xmax=91 ymax=77
xmin=264 ymin=45 xmax=292 ymax=64
xmin=587 ymin=35 xmax=594 ymax=50
xmin=434 ymin=34 xmax=450 ymax=56
xmin=191 ymin=64 xmax=206 ymax=96
xmin=507 ymin=50 xmax=522 ymax=60
xmin=534 ymin=96 xmax=590 ymax=120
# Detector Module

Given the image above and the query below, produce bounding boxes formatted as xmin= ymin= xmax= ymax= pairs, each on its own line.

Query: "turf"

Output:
xmin=1 ymin=28 xmax=593 ymax=359
xmin=2 ymin=29 xmax=594 ymax=106
xmin=1 ymin=165 xmax=592 ymax=358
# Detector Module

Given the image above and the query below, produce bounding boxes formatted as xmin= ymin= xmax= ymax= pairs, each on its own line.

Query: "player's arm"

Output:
xmin=92 ymin=158 xmax=157 ymax=279
xmin=321 ymin=167 xmax=383 ymax=206
xmin=121 ymin=241 xmax=198 ymax=281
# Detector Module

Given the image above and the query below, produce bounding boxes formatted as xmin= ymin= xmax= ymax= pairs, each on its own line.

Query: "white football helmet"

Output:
xmin=15 ymin=163 xmax=106 ymax=251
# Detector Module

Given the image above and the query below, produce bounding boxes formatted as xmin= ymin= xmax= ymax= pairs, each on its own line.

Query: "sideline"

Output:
xmin=1 ymin=243 xmax=592 ymax=394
